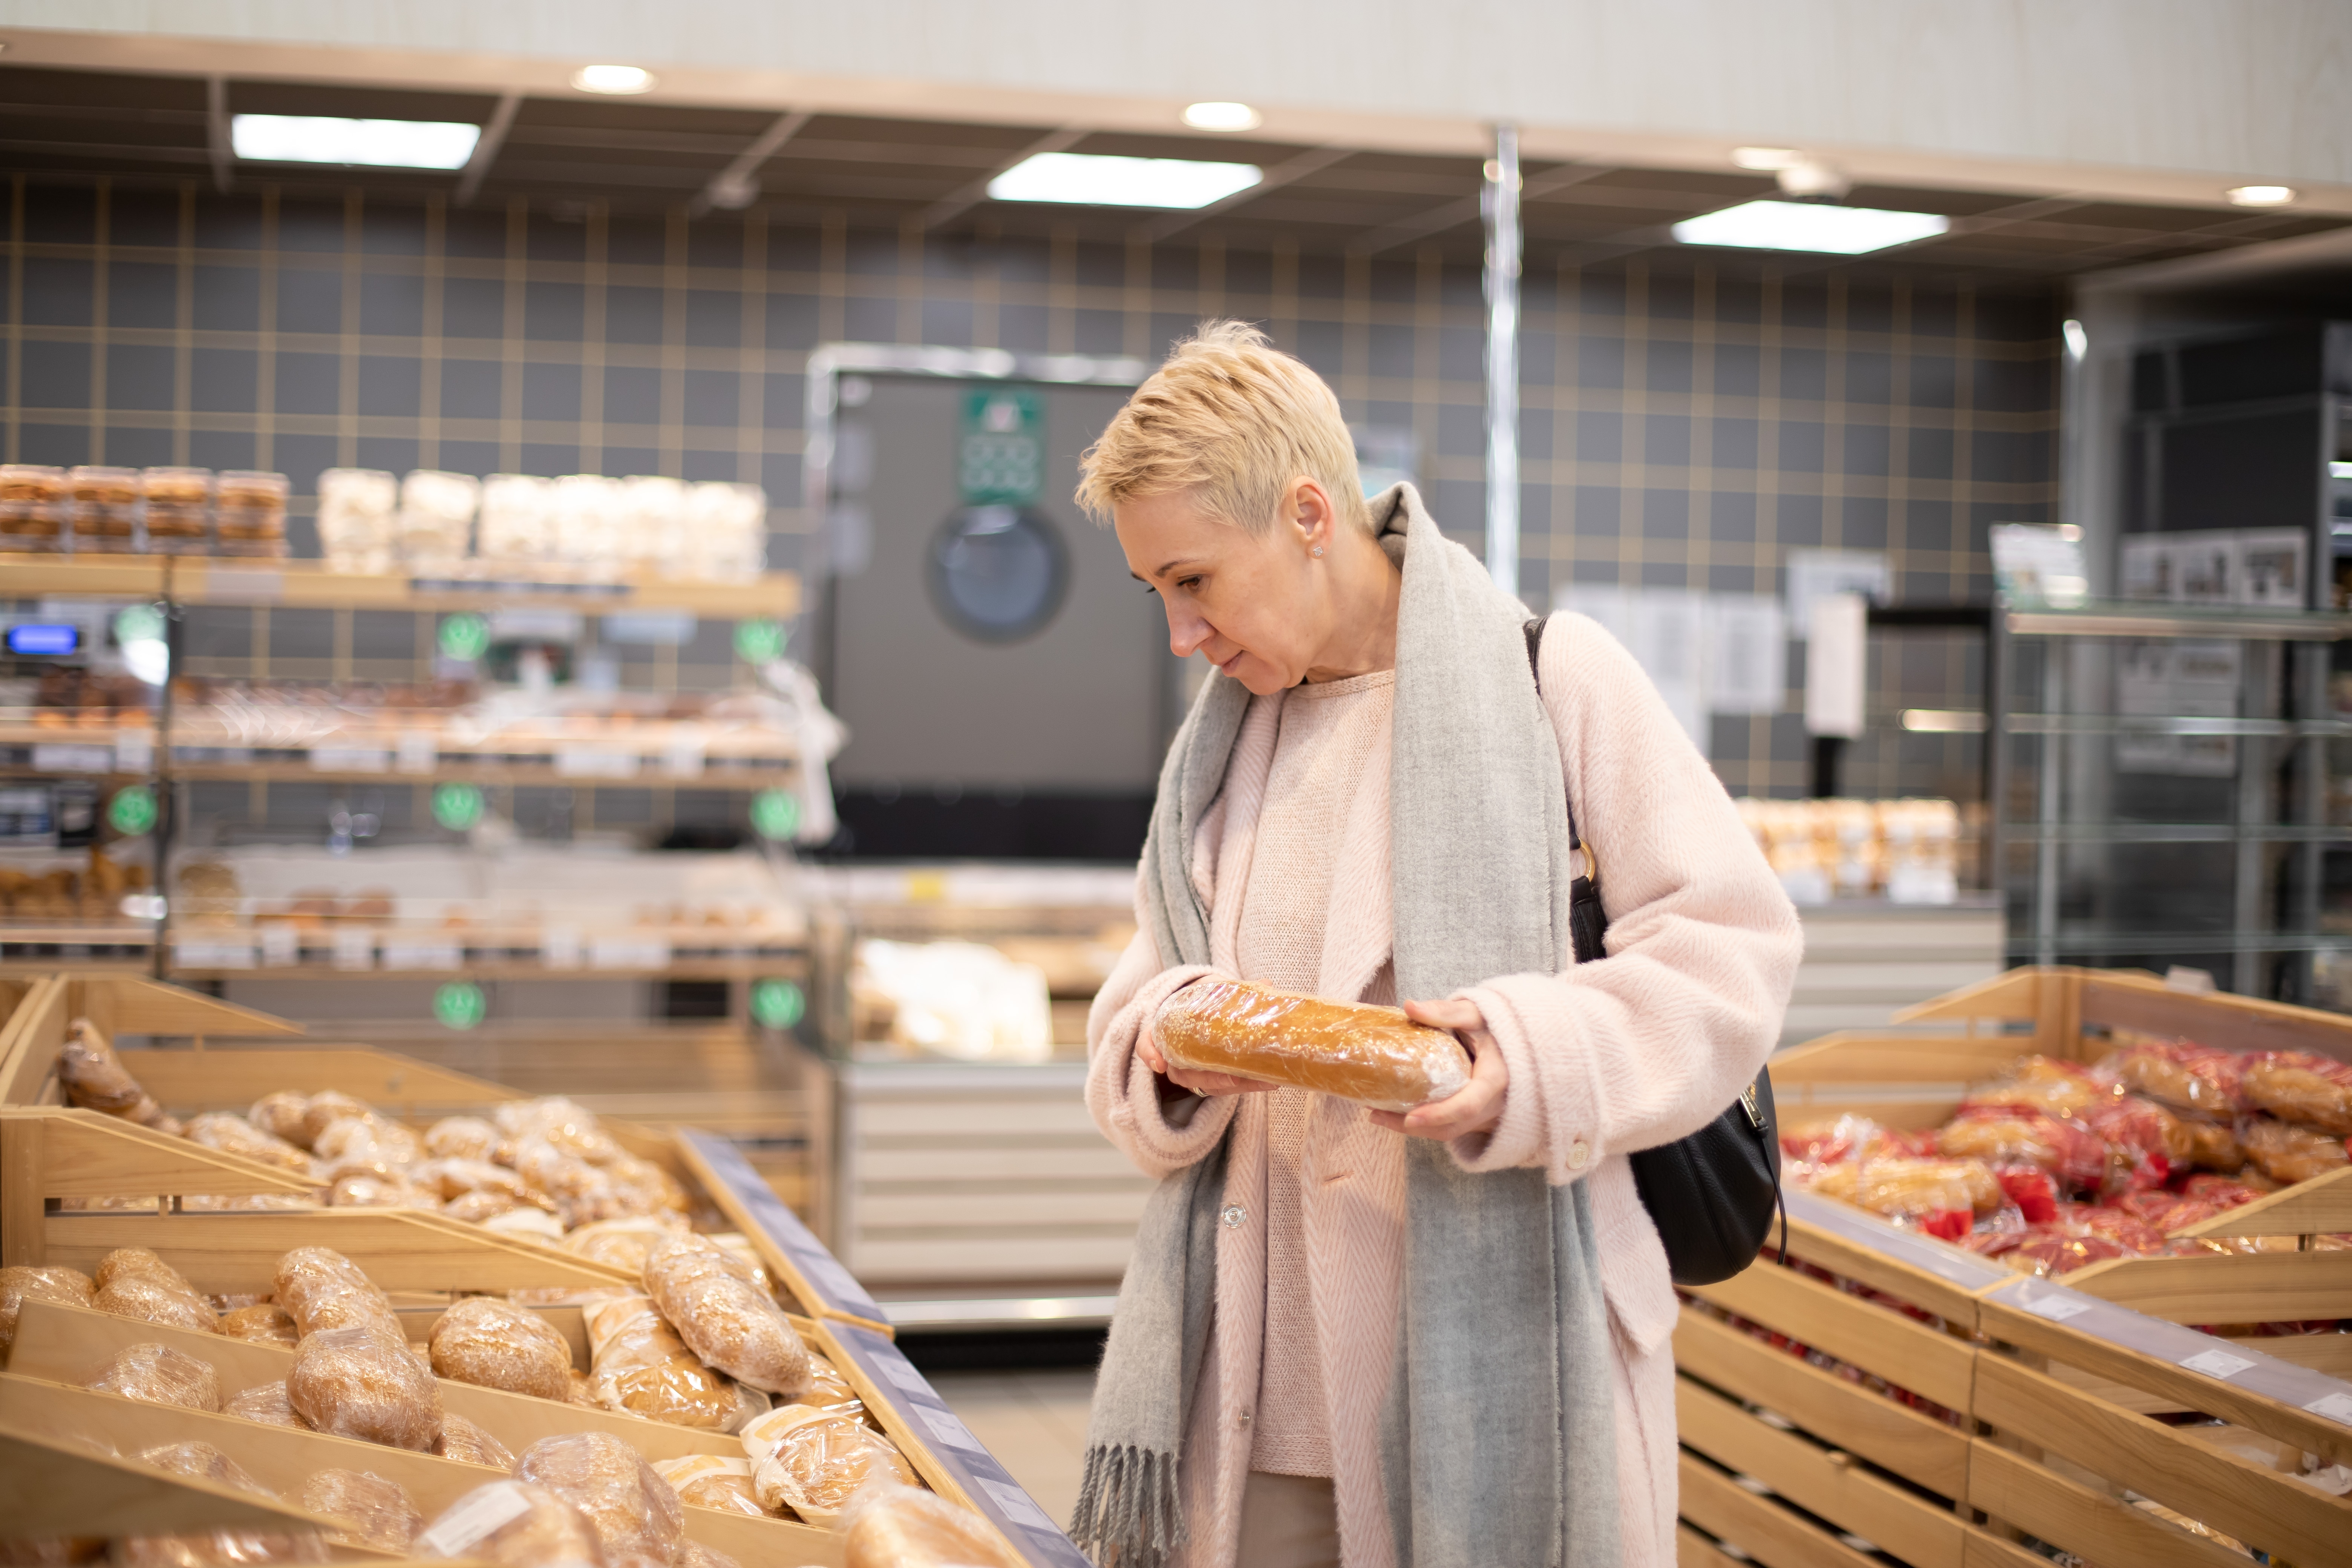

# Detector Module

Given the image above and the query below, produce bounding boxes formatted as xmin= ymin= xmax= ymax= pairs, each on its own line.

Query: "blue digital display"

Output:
xmin=5 ymin=623 xmax=78 ymax=656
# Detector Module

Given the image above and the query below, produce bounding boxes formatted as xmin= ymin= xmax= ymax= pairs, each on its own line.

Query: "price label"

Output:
xmin=310 ymin=745 xmax=391 ymax=774
xmin=173 ymin=937 xmax=256 ymax=970
xmin=557 ymin=747 xmax=639 ymax=779
xmin=590 ymin=935 xmax=671 ymax=970
xmin=662 ymin=740 xmax=706 ymax=779
xmin=2023 ymin=1293 xmax=2092 ymax=1323
xmin=383 ymin=939 xmax=463 ymax=971
xmin=331 ymin=927 xmax=376 ymax=971
xmin=396 ymin=732 xmax=439 ymax=774
xmin=2179 ymin=1347 xmax=2256 ymax=1380
xmin=922 ymin=1407 xmax=991 ymax=1457
xmin=2306 ymin=1391 xmax=2352 ymax=1426
xmin=112 ymin=729 xmax=154 ymax=773
xmin=541 ymin=927 xmax=583 ymax=969
xmin=258 ymin=924 xmax=302 ymax=967
xmin=978 ymin=1478 xmax=1062 ymax=1534
xmin=32 ymin=744 xmax=112 ymax=773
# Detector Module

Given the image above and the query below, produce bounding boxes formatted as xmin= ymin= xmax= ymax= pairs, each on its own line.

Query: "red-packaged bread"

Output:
xmin=1152 ymin=979 xmax=1471 ymax=1110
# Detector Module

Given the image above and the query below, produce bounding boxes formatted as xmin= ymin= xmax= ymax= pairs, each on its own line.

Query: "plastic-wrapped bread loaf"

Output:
xmin=421 ymin=1115 xmax=507 ymax=1164
xmin=1152 ymin=979 xmax=1473 ymax=1111
xmin=409 ymin=1158 xmax=536 ymax=1206
xmin=217 ymin=1303 xmax=300 ymax=1346
xmin=428 ymin=1297 xmax=572 ymax=1401
xmin=641 ymin=1233 xmax=810 ymax=1397
xmin=286 ymin=1326 xmax=444 ymax=1451
xmin=2243 ymin=1117 xmax=2352 ymax=1185
xmin=0 ymin=1264 xmax=94 ymax=1351
xmin=296 ymin=1092 xmax=371 ymax=1149
xmin=415 ymin=1481 xmax=609 ymax=1568
xmin=302 ymin=1470 xmax=423 ymax=1552
xmin=434 ymin=1411 xmax=516 ymax=1469
xmin=496 ymin=1096 xmax=622 ymax=1165
xmin=271 ymin=1246 xmax=399 ymax=1337
xmin=746 ymin=1407 xmax=917 ymax=1524
xmin=2241 ymin=1052 xmax=2352 ymax=1137
xmin=184 ymin=1113 xmax=312 ymax=1173
xmin=225 ymin=1380 xmax=309 ymax=1430
xmin=1808 ymin=1157 xmax=2003 ymax=1220
xmin=649 ymin=1455 xmax=768 ymax=1518
xmin=247 ymin=1091 xmax=313 ymax=1147
xmin=564 ymin=1217 xmax=687 ymax=1276
xmin=839 ymin=1483 xmax=1018 ymax=1568
xmin=677 ymin=1542 xmax=740 ymax=1568
xmin=584 ymin=1294 xmax=744 ymax=1429
xmin=58 ymin=1018 xmax=178 ymax=1132
xmin=511 ymin=1433 xmax=684 ymax=1568
xmin=83 ymin=1343 xmax=222 ymax=1410
xmin=91 ymin=1251 xmax=217 ymax=1334
xmin=793 ymin=1351 xmax=865 ymax=1419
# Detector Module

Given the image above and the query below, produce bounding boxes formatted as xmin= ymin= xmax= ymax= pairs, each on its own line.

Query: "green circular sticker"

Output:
xmin=432 ymin=782 xmax=485 ymax=832
xmin=750 ymin=789 xmax=801 ymax=842
xmin=434 ymin=981 xmax=487 ymax=1031
xmin=734 ymin=619 xmax=787 ymax=663
xmin=438 ymin=613 xmax=491 ymax=662
xmin=114 ymin=604 xmax=166 ymax=645
xmin=107 ymin=784 xmax=157 ymax=836
xmin=751 ymin=978 xmax=805 ymax=1030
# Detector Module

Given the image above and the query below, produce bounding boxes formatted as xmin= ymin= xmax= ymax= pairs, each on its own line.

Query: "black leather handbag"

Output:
xmin=1527 ymin=619 xmax=1785 ymax=1286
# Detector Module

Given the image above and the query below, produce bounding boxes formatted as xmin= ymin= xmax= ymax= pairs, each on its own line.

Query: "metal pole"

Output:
xmin=1482 ymin=123 xmax=1521 ymax=600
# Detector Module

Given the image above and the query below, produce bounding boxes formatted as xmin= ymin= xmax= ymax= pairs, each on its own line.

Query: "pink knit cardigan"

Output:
xmin=1085 ymin=611 xmax=1804 ymax=1568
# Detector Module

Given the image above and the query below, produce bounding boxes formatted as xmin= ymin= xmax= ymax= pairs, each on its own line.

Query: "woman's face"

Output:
xmin=1113 ymin=484 xmax=1328 ymax=696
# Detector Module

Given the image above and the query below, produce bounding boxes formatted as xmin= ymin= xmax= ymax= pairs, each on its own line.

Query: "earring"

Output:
xmin=1311 ymin=545 xmax=1324 ymax=557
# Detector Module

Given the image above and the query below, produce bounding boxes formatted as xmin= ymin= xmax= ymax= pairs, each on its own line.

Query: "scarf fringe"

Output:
xmin=1069 ymin=1442 xmax=1184 ymax=1568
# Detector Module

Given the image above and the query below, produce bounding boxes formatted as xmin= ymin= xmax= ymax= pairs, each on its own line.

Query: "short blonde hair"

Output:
xmin=1075 ymin=320 xmax=1370 ymax=536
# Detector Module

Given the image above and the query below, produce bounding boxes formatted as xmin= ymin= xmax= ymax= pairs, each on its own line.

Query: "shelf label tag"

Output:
xmin=2179 ymin=1347 xmax=2256 ymax=1380
xmin=331 ymin=927 xmax=376 ymax=971
xmin=541 ymin=927 xmax=583 ymax=969
xmin=205 ymin=567 xmax=285 ymax=602
xmin=32 ymin=744 xmax=112 ymax=773
xmin=2306 ymin=1392 xmax=2352 ymax=1427
xmin=979 ymin=1478 xmax=1061 ymax=1534
xmin=173 ymin=936 xmax=255 ymax=969
xmin=2023 ymin=1292 xmax=2092 ymax=1323
xmin=258 ymin=924 xmax=301 ymax=967
xmin=590 ymin=934 xmax=670 ymax=970
xmin=383 ymin=938 xmax=463 ymax=971
xmin=112 ymin=730 xmax=154 ymax=773
xmin=557 ymin=747 xmax=639 ymax=779
xmin=662 ymin=740 xmax=705 ymax=779
xmin=396 ymin=732 xmax=438 ymax=774
xmin=310 ymin=744 xmax=390 ymax=774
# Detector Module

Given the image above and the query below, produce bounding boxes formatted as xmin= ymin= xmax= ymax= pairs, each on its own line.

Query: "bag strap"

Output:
xmin=1525 ymin=616 xmax=1609 ymax=967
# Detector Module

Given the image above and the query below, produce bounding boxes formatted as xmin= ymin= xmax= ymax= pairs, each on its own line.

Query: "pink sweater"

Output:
xmin=1085 ymin=611 xmax=1804 ymax=1568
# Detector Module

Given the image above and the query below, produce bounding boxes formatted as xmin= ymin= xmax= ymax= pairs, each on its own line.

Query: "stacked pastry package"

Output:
xmin=1734 ymin=796 xmax=1962 ymax=906
xmin=1784 ymin=1037 xmax=2352 ymax=1278
xmin=315 ymin=468 xmax=400 ymax=574
xmin=397 ymin=470 xmax=480 ymax=575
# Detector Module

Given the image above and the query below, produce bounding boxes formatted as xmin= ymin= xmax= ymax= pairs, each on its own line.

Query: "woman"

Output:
xmin=1072 ymin=321 xmax=1801 ymax=1568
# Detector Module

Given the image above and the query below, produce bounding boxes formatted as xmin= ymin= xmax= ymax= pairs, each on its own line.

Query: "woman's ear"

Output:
xmin=1288 ymin=477 xmax=1335 ymax=556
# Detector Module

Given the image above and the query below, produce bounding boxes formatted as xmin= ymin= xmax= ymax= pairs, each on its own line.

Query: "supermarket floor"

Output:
xmin=929 ymin=1368 xmax=1098 ymax=1526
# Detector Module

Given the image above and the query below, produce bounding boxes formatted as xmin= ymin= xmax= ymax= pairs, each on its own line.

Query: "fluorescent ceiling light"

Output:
xmin=988 ymin=152 xmax=1262 ymax=209
xmin=572 ymin=64 xmax=655 ymax=94
xmin=231 ymin=114 xmax=480 ymax=170
xmin=1181 ymin=101 xmax=1262 ymax=132
xmin=1730 ymin=146 xmax=1801 ymax=171
xmin=1672 ymin=199 xmax=1949 ymax=254
xmin=2225 ymin=184 xmax=2294 ymax=207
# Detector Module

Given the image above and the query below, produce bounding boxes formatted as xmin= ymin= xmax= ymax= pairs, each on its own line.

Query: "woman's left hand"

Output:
xmin=1369 ymin=997 xmax=1507 ymax=1141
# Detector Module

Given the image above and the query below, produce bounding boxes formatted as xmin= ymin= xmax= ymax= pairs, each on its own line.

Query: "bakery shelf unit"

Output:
xmin=1992 ymin=600 xmax=2352 ymax=1004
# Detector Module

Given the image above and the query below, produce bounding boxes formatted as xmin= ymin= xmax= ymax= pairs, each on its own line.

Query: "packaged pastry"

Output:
xmin=136 ymin=1442 xmax=274 ymax=1500
xmin=93 ymin=1248 xmax=181 ymax=1292
xmin=296 ymin=1092 xmax=372 ymax=1150
xmin=584 ymin=1294 xmax=743 ymax=1429
xmin=93 ymin=1259 xmax=219 ymax=1334
xmin=1153 ymin=978 xmax=1472 ymax=1110
xmin=2241 ymin=1051 xmax=2352 ymax=1137
xmin=444 ymin=1190 xmax=526 ymax=1224
xmin=328 ymin=1173 xmax=433 ymax=1210
xmin=496 ymin=1097 xmax=623 ymax=1165
xmin=793 ymin=1352 xmax=865 ymax=1419
xmin=649 ymin=1455 xmax=767 ymax=1518
xmin=83 ymin=1342 xmax=222 ymax=1411
xmin=428 ymin=1297 xmax=573 ymax=1401
xmin=641 ymin=1233 xmax=811 ymax=1396
xmin=115 ymin=1534 xmax=327 ymax=1567
xmin=311 ymin=1116 xmax=422 ymax=1181
xmin=483 ymin=1207 xmax=568 ymax=1244
xmin=603 ymin=1155 xmax=691 ymax=1218
xmin=0 ymin=1264 xmax=95 ymax=1351
xmin=271 ymin=1246 xmax=399 ymax=1337
xmin=224 ymin=1380 xmax=309 ymax=1430
xmin=58 ymin=1018 xmax=174 ymax=1130
xmin=184 ymin=1114 xmax=313 ymax=1174
xmin=749 ymin=1409 xmax=917 ymax=1524
xmin=217 ymin=1303 xmax=301 ymax=1346
xmin=300 ymin=1470 xmax=422 ymax=1552
xmin=1805 ymin=1157 xmax=2001 ymax=1237
xmin=421 ymin=1116 xmax=507 ymax=1164
xmin=2241 ymin=1117 xmax=2352 ymax=1186
xmin=1933 ymin=1105 xmax=2108 ymax=1193
xmin=415 ymin=1481 xmax=609 ymax=1568
xmin=511 ymin=1433 xmax=685 ymax=1568
xmin=513 ymin=1139 xmax=608 ymax=1202
xmin=676 ymin=1544 xmax=739 ymax=1568
xmin=565 ymin=1218 xmax=688 ymax=1277
xmin=839 ymin=1482 xmax=1017 ymax=1568
xmin=248 ymin=1093 xmax=314 ymax=1147
xmin=287 ymin=1326 xmax=444 ymax=1451
xmin=409 ymin=1158 xmax=536 ymax=1205
xmin=433 ymin=1411 xmax=516 ymax=1469
xmin=2098 ymin=1040 xmax=2245 ymax=1117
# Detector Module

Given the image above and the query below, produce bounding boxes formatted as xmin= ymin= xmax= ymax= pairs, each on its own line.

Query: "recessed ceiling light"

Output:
xmin=1731 ymin=147 xmax=1802 ymax=172
xmin=988 ymin=152 xmax=1262 ymax=209
xmin=572 ymin=64 xmax=656 ymax=95
xmin=2225 ymin=184 xmax=2295 ymax=207
xmin=1672 ymin=199 xmax=1950 ymax=254
xmin=1181 ymin=101 xmax=1262 ymax=133
xmin=230 ymin=115 xmax=481 ymax=170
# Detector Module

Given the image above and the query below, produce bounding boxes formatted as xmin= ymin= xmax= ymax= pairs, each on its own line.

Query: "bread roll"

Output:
xmin=93 ymin=1266 xmax=218 ymax=1334
xmin=2243 ymin=1117 xmax=2352 ymax=1186
xmin=642 ymin=1233 xmax=810 ymax=1396
xmin=677 ymin=1542 xmax=739 ymax=1568
xmin=0 ymin=1264 xmax=93 ymax=1351
xmin=496 ymin=1097 xmax=622 ymax=1165
xmin=483 ymin=1207 xmax=567 ymax=1243
xmin=287 ymin=1326 xmax=443 ymax=1451
xmin=2242 ymin=1052 xmax=2352 ymax=1137
xmin=217 ymin=1303 xmax=300 ymax=1346
xmin=301 ymin=1470 xmax=423 ymax=1552
xmin=562 ymin=1219 xmax=681 ymax=1276
xmin=93 ymin=1248 xmax=182 ymax=1292
xmin=429 ymin=1297 xmax=572 ymax=1401
xmin=328 ymin=1173 xmax=433 ymax=1209
xmin=183 ymin=1114 xmax=311 ymax=1173
xmin=415 ymin=1481 xmax=609 ymax=1568
xmin=421 ymin=1116 xmax=505 ymax=1164
xmin=1153 ymin=979 xmax=1472 ymax=1110
xmin=840 ymin=1483 xmax=1017 ymax=1568
xmin=434 ymin=1411 xmax=516 ymax=1469
xmin=271 ymin=1246 xmax=398 ymax=1337
xmin=749 ymin=1409 xmax=916 ymax=1524
xmin=2098 ymin=1041 xmax=2245 ymax=1117
xmin=136 ymin=1442 xmax=273 ymax=1499
xmin=511 ymin=1433 xmax=684 ymax=1568
xmin=84 ymin=1343 xmax=221 ymax=1410
xmin=311 ymin=1116 xmax=421 ymax=1182
xmin=584 ymin=1295 xmax=741 ymax=1429
xmin=794 ymin=1351 xmax=865 ymax=1419
xmin=297 ymin=1092 xmax=371 ymax=1149
xmin=649 ymin=1456 xmax=767 ymax=1518
xmin=247 ymin=1092 xmax=313 ymax=1147
xmin=443 ymin=1189 xmax=525 ymax=1224
xmin=1806 ymin=1157 xmax=2003 ymax=1219
xmin=409 ymin=1158 xmax=535 ymax=1204
xmin=224 ymin=1380 xmax=308 ymax=1429
xmin=58 ymin=1018 xmax=173 ymax=1129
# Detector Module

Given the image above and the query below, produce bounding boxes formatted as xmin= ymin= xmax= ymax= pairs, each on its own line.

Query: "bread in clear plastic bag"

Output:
xmin=310 ymin=1116 xmax=421 ymax=1183
xmin=287 ymin=1325 xmax=443 ymax=1451
xmin=434 ymin=1410 xmax=516 ymax=1469
xmin=224 ymin=1380 xmax=309 ymax=1430
xmin=676 ymin=1542 xmax=740 ymax=1568
xmin=414 ymin=1481 xmax=609 ymax=1568
xmin=2242 ymin=1116 xmax=2352 ymax=1185
xmin=326 ymin=1172 xmax=435 ymax=1210
xmin=2241 ymin=1051 xmax=2352 ymax=1137
xmin=2097 ymin=1040 xmax=2245 ymax=1117
xmin=429 ymin=1296 xmax=573 ymax=1400
xmin=136 ymin=1441 xmax=273 ymax=1498
xmin=409 ymin=1157 xmax=537 ymax=1205
xmin=300 ymin=1470 xmax=423 ymax=1552
xmin=1153 ymin=978 xmax=1472 ymax=1111
xmin=513 ymin=1138 xmax=608 ymax=1202
xmin=649 ymin=1456 xmax=768 ymax=1518
xmin=115 ymin=1533 xmax=326 ymax=1567
xmin=563 ymin=1217 xmax=685 ymax=1276
xmin=793 ymin=1351 xmax=865 ymax=1419
xmin=58 ymin=1017 xmax=175 ymax=1130
xmin=247 ymin=1092 xmax=313 ymax=1147
xmin=511 ymin=1433 xmax=685 ymax=1568
xmin=584 ymin=1294 xmax=743 ymax=1429
xmin=602 ymin=1155 xmax=690 ymax=1218
xmin=94 ymin=1272 xmax=219 ymax=1334
xmin=216 ymin=1303 xmax=300 ymax=1346
xmin=0 ymin=1264 xmax=93 ymax=1351
xmin=83 ymin=1342 xmax=222 ymax=1410
xmin=271 ymin=1246 xmax=398 ymax=1337
xmin=295 ymin=1092 xmax=370 ymax=1149
xmin=641 ymin=1232 xmax=810 ymax=1396
xmin=443 ymin=1189 xmax=526 ymax=1224
xmin=483 ymin=1207 xmax=568 ymax=1244
xmin=93 ymin=1247 xmax=182 ymax=1292
xmin=421 ymin=1115 xmax=507 ymax=1164
xmin=839 ymin=1482 xmax=1017 ymax=1568
xmin=1806 ymin=1157 xmax=2001 ymax=1221
xmin=184 ymin=1114 xmax=312 ymax=1174
xmin=496 ymin=1097 xmax=623 ymax=1165
xmin=749 ymin=1409 xmax=917 ymax=1524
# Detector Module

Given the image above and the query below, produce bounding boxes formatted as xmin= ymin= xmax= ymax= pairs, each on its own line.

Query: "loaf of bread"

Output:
xmin=58 ymin=1018 xmax=176 ymax=1131
xmin=749 ymin=1409 xmax=916 ymax=1524
xmin=564 ymin=1217 xmax=686 ymax=1276
xmin=297 ymin=1092 xmax=372 ymax=1148
xmin=311 ymin=1116 xmax=422 ymax=1183
xmin=91 ymin=1250 xmax=217 ymax=1334
xmin=224 ymin=1380 xmax=308 ymax=1430
xmin=511 ymin=1433 xmax=684 ymax=1568
xmin=122 ymin=1444 xmax=318 ymax=1568
xmin=302 ymin=1469 xmax=423 ymax=1552
xmin=429 ymin=1297 xmax=572 ymax=1401
xmin=328 ymin=1173 xmax=433 ymax=1209
xmin=434 ymin=1411 xmax=516 ymax=1470
xmin=650 ymin=1455 xmax=768 ymax=1517
xmin=496 ymin=1097 xmax=622 ymax=1165
xmin=0 ymin=1263 xmax=93 ymax=1351
xmin=216 ymin=1303 xmax=300 ymax=1346
xmin=183 ymin=1113 xmax=312 ymax=1173
xmin=421 ymin=1115 xmax=507 ymax=1164
xmin=287 ymin=1326 xmax=443 ymax=1450
xmin=442 ymin=1189 xmax=524 ymax=1224
xmin=415 ymin=1481 xmax=609 ymax=1568
xmin=1808 ymin=1157 xmax=2003 ymax=1220
xmin=84 ymin=1343 xmax=221 ymax=1410
xmin=677 ymin=1542 xmax=740 ymax=1568
xmin=409 ymin=1158 xmax=535 ymax=1205
xmin=2099 ymin=1041 xmax=2244 ymax=1117
xmin=136 ymin=1441 xmax=273 ymax=1498
xmin=2242 ymin=1052 xmax=2352 ymax=1137
xmin=584 ymin=1294 xmax=743 ymax=1429
xmin=642 ymin=1233 xmax=810 ymax=1397
xmin=272 ymin=1246 xmax=398 ymax=1338
xmin=247 ymin=1091 xmax=313 ymax=1147
xmin=1153 ymin=979 xmax=1473 ymax=1110
xmin=794 ymin=1351 xmax=865 ymax=1419
xmin=2242 ymin=1116 xmax=2351 ymax=1185
xmin=840 ymin=1483 xmax=1017 ymax=1568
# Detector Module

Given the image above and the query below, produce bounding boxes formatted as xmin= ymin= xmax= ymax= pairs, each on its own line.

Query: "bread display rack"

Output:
xmin=1679 ymin=966 xmax=2352 ymax=1567
xmin=0 ymin=970 xmax=1090 ymax=1568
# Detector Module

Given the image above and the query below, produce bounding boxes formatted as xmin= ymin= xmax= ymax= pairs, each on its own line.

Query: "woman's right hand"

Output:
xmin=1137 ymin=1026 xmax=1276 ymax=1099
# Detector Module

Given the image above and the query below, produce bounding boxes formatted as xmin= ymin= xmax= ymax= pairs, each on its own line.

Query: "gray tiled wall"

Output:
xmin=5 ymin=178 xmax=2059 ymax=802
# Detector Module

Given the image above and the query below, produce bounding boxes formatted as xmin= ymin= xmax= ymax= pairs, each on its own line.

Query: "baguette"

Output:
xmin=1152 ymin=979 xmax=1472 ymax=1111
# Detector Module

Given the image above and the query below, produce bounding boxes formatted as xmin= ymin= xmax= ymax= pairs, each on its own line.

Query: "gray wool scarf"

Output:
xmin=1072 ymin=484 xmax=1619 ymax=1568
